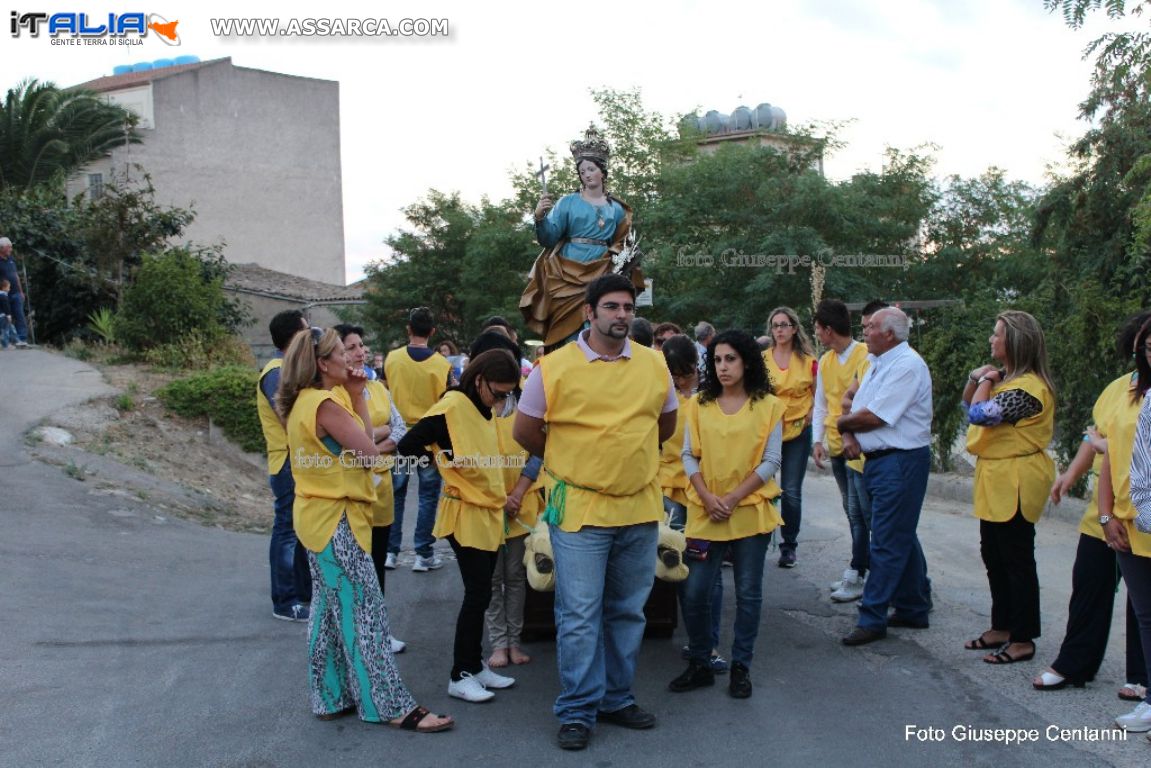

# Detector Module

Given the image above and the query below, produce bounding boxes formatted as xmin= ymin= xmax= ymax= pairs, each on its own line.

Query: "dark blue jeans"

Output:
xmin=1117 ymin=550 xmax=1151 ymax=705
xmin=683 ymin=533 xmax=771 ymax=668
xmin=268 ymin=460 xmax=312 ymax=611
xmin=388 ymin=459 xmax=441 ymax=558
xmin=8 ymin=291 xmax=27 ymax=343
xmin=857 ymin=447 xmax=931 ymax=631
xmin=830 ymin=456 xmax=871 ymax=575
xmin=777 ymin=425 xmax=812 ymax=553
xmin=665 ymin=497 xmax=722 ymax=648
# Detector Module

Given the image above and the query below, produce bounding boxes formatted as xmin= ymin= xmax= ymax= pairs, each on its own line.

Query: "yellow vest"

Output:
xmin=966 ymin=372 xmax=1056 ymax=523
xmin=818 ymin=343 xmax=870 ymax=456
xmin=764 ymin=349 xmax=815 ymax=441
xmin=426 ymin=391 xmax=507 ymax=551
xmin=495 ymin=412 xmax=542 ymax=539
xmin=256 ymin=358 xmax=288 ymax=474
xmin=362 ymin=379 xmax=396 ymax=527
xmin=384 ymin=347 xmax=451 ymax=425
xmin=1078 ymin=374 xmax=1133 ymax=540
xmin=684 ymin=394 xmax=786 ymax=540
xmin=659 ymin=390 xmax=692 ymax=506
xmin=1097 ymin=378 xmax=1151 ymax=556
xmin=540 ymin=341 xmax=669 ymax=532
xmin=288 ymin=387 xmax=377 ymax=553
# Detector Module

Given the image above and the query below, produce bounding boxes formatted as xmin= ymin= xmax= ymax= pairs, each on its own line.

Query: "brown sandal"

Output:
xmin=389 ymin=705 xmax=454 ymax=733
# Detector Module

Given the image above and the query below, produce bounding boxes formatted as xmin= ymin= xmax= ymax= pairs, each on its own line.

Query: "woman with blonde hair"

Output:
xmin=278 ymin=326 xmax=452 ymax=732
xmin=963 ymin=310 xmax=1056 ymax=665
xmin=763 ymin=306 xmax=817 ymax=568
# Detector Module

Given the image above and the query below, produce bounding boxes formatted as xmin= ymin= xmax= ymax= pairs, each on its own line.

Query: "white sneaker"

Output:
xmin=389 ymin=636 xmax=406 ymax=654
xmin=829 ymin=567 xmax=854 ymax=591
xmin=384 ymin=552 xmax=397 ymax=570
xmin=831 ymin=570 xmax=865 ymax=603
xmin=1116 ymin=701 xmax=1151 ymax=732
xmin=475 ymin=663 xmax=515 ymax=689
xmin=412 ymin=554 xmax=443 ymax=572
xmin=448 ymin=672 xmax=495 ymax=702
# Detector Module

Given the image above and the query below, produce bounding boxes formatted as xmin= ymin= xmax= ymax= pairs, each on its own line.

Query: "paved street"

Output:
xmin=0 ymin=350 xmax=1144 ymax=767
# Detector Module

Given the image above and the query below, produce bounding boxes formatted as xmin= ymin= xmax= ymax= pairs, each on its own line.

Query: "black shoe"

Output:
xmin=668 ymin=660 xmax=715 ymax=693
xmin=729 ymin=662 xmax=752 ymax=699
xmin=887 ymin=614 xmax=929 ymax=629
xmin=777 ymin=550 xmax=797 ymax=568
xmin=557 ymin=722 xmax=590 ymax=750
xmin=596 ymin=703 xmax=656 ymax=729
xmin=842 ymin=627 xmax=887 ymax=646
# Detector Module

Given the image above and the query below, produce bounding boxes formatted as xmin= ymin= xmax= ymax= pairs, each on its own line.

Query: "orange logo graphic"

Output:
xmin=147 ymin=13 xmax=180 ymax=45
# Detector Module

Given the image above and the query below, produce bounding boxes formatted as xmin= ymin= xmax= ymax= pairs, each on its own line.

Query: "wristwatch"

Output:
xmin=1098 ymin=514 xmax=1113 ymax=526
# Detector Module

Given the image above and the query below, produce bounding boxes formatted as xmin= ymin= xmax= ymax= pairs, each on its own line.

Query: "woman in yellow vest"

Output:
xmin=763 ymin=306 xmax=816 ymax=569
xmin=1102 ymin=318 xmax=1151 ymax=732
xmin=277 ymin=327 xmax=452 ymax=732
xmin=963 ymin=311 xmax=1056 ymax=665
xmin=396 ymin=349 xmax=524 ymax=703
xmin=669 ymin=330 xmax=785 ymax=700
xmin=335 ymin=324 xmax=408 ymax=655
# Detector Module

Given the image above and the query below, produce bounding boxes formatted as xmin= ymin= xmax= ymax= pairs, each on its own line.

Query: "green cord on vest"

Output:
xmin=543 ymin=479 xmax=567 ymax=526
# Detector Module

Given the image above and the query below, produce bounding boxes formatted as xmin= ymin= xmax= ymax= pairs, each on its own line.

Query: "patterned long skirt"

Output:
xmin=307 ymin=515 xmax=417 ymax=721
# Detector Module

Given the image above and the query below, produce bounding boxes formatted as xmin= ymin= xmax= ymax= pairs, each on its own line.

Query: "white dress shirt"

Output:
xmin=849 ymin=341 xmax=933 ymax=453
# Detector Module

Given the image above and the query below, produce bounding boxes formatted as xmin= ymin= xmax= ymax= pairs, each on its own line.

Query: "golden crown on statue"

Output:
xmin=570 ymin=123 xmax=611 ymax=165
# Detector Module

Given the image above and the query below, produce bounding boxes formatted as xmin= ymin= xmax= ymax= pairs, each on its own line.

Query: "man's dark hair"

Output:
xmin=469 ymin=329 xmax=522 ymax=364
xmin=814 ymin=299 xmax=851 ymax=337
xmin=408 ymin=306 xmax=435 ymax=338
xmin=653 ymin=321 xmax=682 ymax=338
xmin=585 ymin=273 xmax=636 ymax=308
xmin=333 ymin=323 xmax=365 ymax=342
xmin=661 ymin=334 xmax=698 ymax=377
xmin=269 ymin=310 xmax=305 ymax=352
xmin=861 ymin=300 xmax=889 ymax=317
xmin=630 ymin=317 xmax=654 ymax=347
xmin=482 ymin=315 xmax=514 ymax=332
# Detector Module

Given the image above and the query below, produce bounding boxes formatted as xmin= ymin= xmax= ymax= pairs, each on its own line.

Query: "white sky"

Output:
xmin=2 ymin=0 xmax=1140 ymax=284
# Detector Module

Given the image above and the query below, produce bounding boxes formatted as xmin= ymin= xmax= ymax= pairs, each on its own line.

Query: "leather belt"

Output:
xmin=570 ymin=237 xmax=609 ymax=246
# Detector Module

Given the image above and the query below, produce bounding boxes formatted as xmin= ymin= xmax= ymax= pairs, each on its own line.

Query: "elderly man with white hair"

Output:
xmin=0 ymin=237 xmax=27 ymax=347
xmin=835 ymin=307 xmax=934 ymax=646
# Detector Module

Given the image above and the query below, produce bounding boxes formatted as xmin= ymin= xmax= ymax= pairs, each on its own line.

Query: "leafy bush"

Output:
xmin=142 ymin=329 xmax=254 ymax=371
xmin=88 ymin=307 xmax=116 ymax=343
xmin=156 ymin=365 xmax=263 ymax=453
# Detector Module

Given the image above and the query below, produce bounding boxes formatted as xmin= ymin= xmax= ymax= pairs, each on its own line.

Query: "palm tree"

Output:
xmin=0 ymin=78 xmax=140 ymax=192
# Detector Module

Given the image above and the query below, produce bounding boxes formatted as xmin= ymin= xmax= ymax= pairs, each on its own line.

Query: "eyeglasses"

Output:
xmin=486 ymin=381 xmax=512 ymax=402
xmin=771 ymin=322 xmax=794 ymax=330
xmin=597 ymin=302 xmax=636 ymax=314
xmin=310 ymin=326 xmax=323 ymax=347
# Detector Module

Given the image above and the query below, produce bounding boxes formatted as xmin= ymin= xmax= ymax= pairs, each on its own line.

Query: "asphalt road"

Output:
xmin=0 ymin=350 xmax=1144 ymax=767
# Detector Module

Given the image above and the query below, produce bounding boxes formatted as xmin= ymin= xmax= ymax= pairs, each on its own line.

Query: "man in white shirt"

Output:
xmin=836 ymin=307 xmax=933 ymax=645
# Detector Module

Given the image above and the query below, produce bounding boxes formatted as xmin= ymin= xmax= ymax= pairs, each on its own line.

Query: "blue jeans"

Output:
xmin=830 ymin=456 xmax=871 ymax=575
xmin=1117 ymin=551 xmax=1151 ymax=705
xmin=857 ymin=447 xmax=932 ymax=631
xmin=8 ymin=291 xmax=27 ymax=343
xmin=665 ymin=497 xmax=722 ymax=647
xmin=550 ymin=521 xmax=657 ymax=727
xmin=777 ymin=426 xmax=811 ymax=553
xmin=0 ymin=314 xmax=8 ymax=348
xmin=268 ymin=460 xmax=312 ymax=611
xmin=388 ymin=459 xmax=441 ymax=558
xmin=683 ymin=532 xmax=770 ymax=668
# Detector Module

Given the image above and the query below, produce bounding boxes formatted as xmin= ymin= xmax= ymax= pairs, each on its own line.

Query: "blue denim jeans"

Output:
xmin=0 ymin=314 xmax=8 ymax=348
xmin=682 ymin=532 xmax=770 ymax=668
xmin=8 ymin=291 xmax=27 ymax=343
xmin=857 ymin=447 xmax=931 ymax=631
xmin=268 ymin=460 xmax=312 ymax=611
xmin=777 ymin=425 xmax=812 ymax=553
xmin=665 ymin=497 xmax=722 ymax=647
xmin=550 ymin=521 xmax=657 ymax=726
xmin=830 ymin=456 xmax=871 ymax=575
xmin=388 ymin=459 xmax=441 ymax=558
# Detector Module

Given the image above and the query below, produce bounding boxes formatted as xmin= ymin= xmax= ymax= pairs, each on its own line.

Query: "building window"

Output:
xmin=88 ymin=173 xmax=104 ymax=201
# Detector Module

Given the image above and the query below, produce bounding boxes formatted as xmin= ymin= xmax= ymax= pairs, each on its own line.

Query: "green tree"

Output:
xmin=0 ymin=79 xmax=140 ymax=192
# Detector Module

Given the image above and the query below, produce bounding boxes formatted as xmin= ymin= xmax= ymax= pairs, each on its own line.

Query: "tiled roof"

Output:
xmin=71 ymin=57 xmax=230 ymax=93
xmin=225 ymin=263 xmax=363 ymax=303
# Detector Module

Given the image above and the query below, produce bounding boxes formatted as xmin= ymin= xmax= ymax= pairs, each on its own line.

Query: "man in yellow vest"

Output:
xmin=384 ymin=306 xmax=453 ymax=572
xmin=514 ymin=273 xmax=678 ymax=751
xmin=256 ymin=310 xmax=313 ymax=621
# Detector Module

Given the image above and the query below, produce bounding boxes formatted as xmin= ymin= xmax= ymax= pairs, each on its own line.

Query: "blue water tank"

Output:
xmin=112 ymin=64 xmax=133 ymax=76
xmin=702 ymin=110 xmax=727 ymax=134
xmin=152 ymin=58 xmax=175 ymax=69
xmin=173 ymin=55 xmax=200 ymax=66
xmin=132 ymin=61 xmax=154 ymax=72
xmin=730 ymin=106 xmax=753 ymax=131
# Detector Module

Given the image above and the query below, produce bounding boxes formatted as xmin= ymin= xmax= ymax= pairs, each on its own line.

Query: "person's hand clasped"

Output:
xmin=841 ymin=432 xmax=861 ymax=460
xmin=1103 ymin=518 xmax=1131 ymax=553
xmin=504 ymin=493 xmax=523 ymax=518
xmin=702 ymin=490 xmax=731 ymax=521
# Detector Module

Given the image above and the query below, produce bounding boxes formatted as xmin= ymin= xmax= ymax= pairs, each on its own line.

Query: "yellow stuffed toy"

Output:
xmin=523 ymin=521 xmax=555 ymax=592
xmin=656 ymin=521 xmax=689 ymax=582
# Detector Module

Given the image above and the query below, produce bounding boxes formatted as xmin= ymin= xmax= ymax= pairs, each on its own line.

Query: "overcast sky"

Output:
xmin=2 ymin=0 xmax=1139 ymax=284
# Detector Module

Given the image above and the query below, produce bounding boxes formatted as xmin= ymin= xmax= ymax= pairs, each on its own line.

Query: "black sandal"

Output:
xmin=984 ymin=644 xmax=1035 ymax=665
xmin=389 ymin=705 xmax=454 ymax=733
xmin=964 ymin=632 xmax=1006 ymax=651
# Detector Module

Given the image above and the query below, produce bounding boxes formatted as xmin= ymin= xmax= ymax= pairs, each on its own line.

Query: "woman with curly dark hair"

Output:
xmin=669 ymin=329 xmax=784 ymax=700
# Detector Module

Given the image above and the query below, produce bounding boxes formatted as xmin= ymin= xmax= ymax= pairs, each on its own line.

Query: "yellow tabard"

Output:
xmin=495 ymin=412 xmax=541 ymax=539
xmin=1078 ymin=374 xmax=1132 ymax=540
xmin=844 ymin=358 xmax=871 ymax=474
xmin=288 ymin=387 xmax=376 ymax=553
xmin=256 ymin=358 xmax=288 ymax=475
xmin=684 ymin=394 xmax=786 ymax=541
xmin=763 ymin=349 xmax=815 ymax=441
xmin=1098 ymin=380 xmax=1151 ymax=557
xmin=384 ymin=348 xmax=451 ymax=425
xmin=819 ymin=344 xmax=870 ymax=456
xmin=540 ymin=342 xmax=669 ymax=532
xmin=426 ymin=391 xmax=507 ymax=552
xmin=362 ymin=379 xmax=396 ymax=527
xmin=966 ymin=372 xmax=1056 ymax=523
xmin=659 ymin=390 xmax=692 ymax=507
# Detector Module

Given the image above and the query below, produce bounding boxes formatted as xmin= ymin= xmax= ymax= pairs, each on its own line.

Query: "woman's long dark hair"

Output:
xmin=698 ymin=329 xmax=773 ymax=405
xmin=456 ymin=349 xmax=520 ymax=401
xmin=1134 ymin=315 xmax=1151 ymax=403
